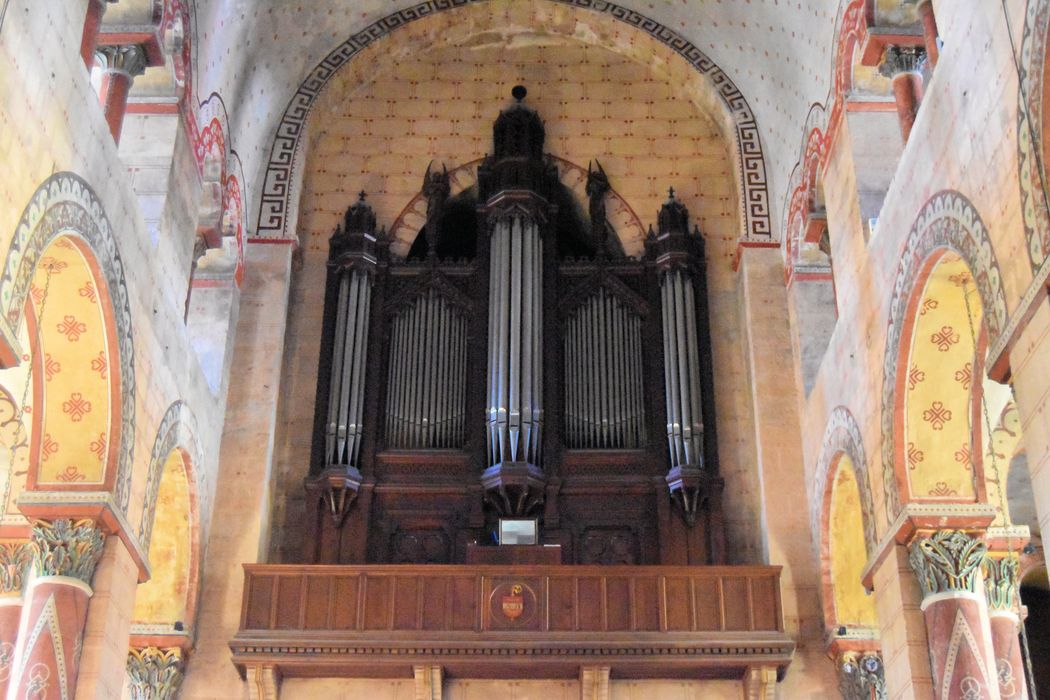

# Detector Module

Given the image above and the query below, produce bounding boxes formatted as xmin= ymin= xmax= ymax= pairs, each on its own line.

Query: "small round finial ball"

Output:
xmin=511 ymin=85 xmax=527 ymax=102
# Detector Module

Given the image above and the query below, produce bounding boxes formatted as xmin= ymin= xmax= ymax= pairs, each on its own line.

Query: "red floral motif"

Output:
xmin=948 ymin=270 xmax=973 ymax=287
xmin=43 ymin=354 xmax=61 ymax=382
xmin=54 ymin=238 xmax=75 ymax=250
xmin=954 ymin=443 xmax=972 ymax=466
xmin=29 ymin=285 xmax=45 ymax=305
xmin=928 ymin=482 xmax=958 ymax=497
xmin=90 ymin=351 xmax=107 ymax=379
xmin=38 ymin=257 xmax=68 ymax=274
xmin=88 ymin=433 xmax=107 ymax=461
xmin=61 ymin=393 xmax=92 ymax=422
xmin=77 ymin=281 xmax=97 ymax=304
xmin=56 ymin=315 xmax=87 ymax=342
xmin=922 ymin=401 xmax=952 ymax=430
xmin=41 ymin=433 xmax=58 ymax=462
xmin=907 ymin=442 xmax=925 ymax=470
xmin=930 ymin=325 xmax=960 ymax=352
xmin=56 ymin=466 xmax=85 ymax=483
xmin=908 ymin=365 xmax=926 ymax=390
xmin=919 ymin=297 xmax=939 ymax=316
xmin=954 ymin=362 xmax=973 ymax=390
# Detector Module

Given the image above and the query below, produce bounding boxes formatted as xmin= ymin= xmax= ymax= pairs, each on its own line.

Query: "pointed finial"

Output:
xmin=358 ymin=191 xmax=367 ymax=202
xmin=511 ymin=85 xmax=527 ymax=102
xmin=668 ymin=186 xmax=676 ymax=200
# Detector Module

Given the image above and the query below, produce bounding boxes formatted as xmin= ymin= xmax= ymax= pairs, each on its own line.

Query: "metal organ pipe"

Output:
xmin=660 ymin=269 xmax=703 ymax=468
xmin=486 ymin=215 xmax=544 ymax=467
xmin=325 ymin=269 xmax=372 ymax=469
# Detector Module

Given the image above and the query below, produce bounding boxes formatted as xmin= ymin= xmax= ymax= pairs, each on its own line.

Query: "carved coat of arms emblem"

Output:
xmin=501 ymin=584 xmax=525 ymax=620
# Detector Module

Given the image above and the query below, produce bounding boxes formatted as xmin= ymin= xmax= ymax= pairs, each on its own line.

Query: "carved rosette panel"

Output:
xmin=126 ymin=647 xmax=184 ymax=700
xmin=30 ymin=518 xmax=105 ymax=584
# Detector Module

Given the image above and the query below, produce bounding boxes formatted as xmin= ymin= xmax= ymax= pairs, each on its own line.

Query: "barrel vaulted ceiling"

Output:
xmin=187 ymin=0 xmax=850 ymax=239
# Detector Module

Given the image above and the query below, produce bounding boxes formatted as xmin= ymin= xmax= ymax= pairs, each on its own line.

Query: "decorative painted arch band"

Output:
xmin=0 ymin=172 xmax=137 ymax=513
xmin=1017 ymin=0 xmax=1050 ymax=270
xmin=811 ymin=406 xmax=877 ymax=560
xmin=139 ymin=400 xmax=204 ymax=554
xmin=255 ymin=0 xmax=770 ymax=242
xmin=880 ymin=190 xmax=1008 ymax=522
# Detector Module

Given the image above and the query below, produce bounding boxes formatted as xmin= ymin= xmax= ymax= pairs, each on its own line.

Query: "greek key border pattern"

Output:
xmin=811 ymin=405 xmax=877 ymax=560
xmin=879 ymin=191 xmax=1007 ymax=523
xmin=0 ymin=172 xmax=137 ymax=514
xmin=254 ymin=0 xmax=770 ymax=242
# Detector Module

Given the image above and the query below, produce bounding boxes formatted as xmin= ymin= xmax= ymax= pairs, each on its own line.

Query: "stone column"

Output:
xmin=908 ymin=530 xmax=1001 ymax=700
xmin=916 ymin=0 xmax=940 ymax=68
xmin=742 ymin=665 xmax=777 ymax=700
xmin=580 ymin=665 xmax=610 ymax=700
xmin=126 ymin=647 xmax=184 ymax=700
xmin=9 ymin=519 xmax=104 ymax=700
xmin=983 ymin=555 xmax=1028 ymax=700
xmin=413 ymin=664 xmax=442 ymax=700
xmin=94 ymin=45 xmax=148 ymax=143
xmin=0 ymin=543 xmax=32 ymax=698
xmin=79 ymin=0 xmax=110 ymax=71
xmin=878 ymin=46 xmax=927 ymax=143
xmin=837 ymin=650 xmax=887 ymax=700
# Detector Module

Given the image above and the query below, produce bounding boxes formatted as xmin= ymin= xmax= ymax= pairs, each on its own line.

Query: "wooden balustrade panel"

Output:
xmin=232 ymin=564 xmax=793 ymax=682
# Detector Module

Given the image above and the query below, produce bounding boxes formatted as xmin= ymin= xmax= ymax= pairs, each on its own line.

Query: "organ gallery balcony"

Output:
xmin=229 ymin=564 xmax=794 ymax=682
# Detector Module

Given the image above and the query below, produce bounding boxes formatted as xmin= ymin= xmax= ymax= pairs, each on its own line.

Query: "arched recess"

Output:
xmin=387 ymin=156 xmax=645 ymax=258
xmin=134 ymin=400 xmax=203 ymax=635
xmin=880 ymin=191 xmax=1008 ymax=523
xmin=255 ymin=0 xmax=771 ymax=244
xmin=0 ymin=173 xmax=136 ymax=512
xmin=812 ymin=407 xmax=879 ymax=637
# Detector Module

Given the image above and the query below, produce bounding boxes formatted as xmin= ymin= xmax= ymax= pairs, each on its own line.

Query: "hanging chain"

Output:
xmin=960 ymin=274 xmax=1038 ymax=699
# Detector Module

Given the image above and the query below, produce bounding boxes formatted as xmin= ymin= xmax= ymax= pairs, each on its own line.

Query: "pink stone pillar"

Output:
xmin=909 ymin=531 xmax=1001 ymax=700
xmin=984 ymin=555 xmax=1028 ymax=700
xmin=79 ymin=0 xmax=108 ymax=71
xmin=878 ymin=46 xmax=927 ymax=144
xmin=0 ymin=543 xmax=33 ymax=698
xmin=917 ymin=0 xmax=940 ymax=69
xmin=9 ymin=520 xmax=104 ymax=700
xmin=94 ymin=45 xmax=148 ymax=144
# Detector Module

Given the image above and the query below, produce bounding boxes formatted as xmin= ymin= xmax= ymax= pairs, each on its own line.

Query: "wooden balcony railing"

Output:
xmin=230 ymin=564 xmax=794 ymax=681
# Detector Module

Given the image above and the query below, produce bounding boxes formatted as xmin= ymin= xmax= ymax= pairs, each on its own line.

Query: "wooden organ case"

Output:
xmin=302 ymin=88 xmax=725 ymax=568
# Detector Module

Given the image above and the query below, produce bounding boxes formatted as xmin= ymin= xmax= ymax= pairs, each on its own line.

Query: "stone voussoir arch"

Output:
xmin=138 ymin=400 xmax=205 ymax=554
xmin=255 ymin=0 xmax=771 ymax=244
xmin=811 ymin=405 xmax=878 ymax=561
xmin=879 ymin=190 xmax=1008 ymax=523
xmin=0 ymin=172 xmax=137 ymax=513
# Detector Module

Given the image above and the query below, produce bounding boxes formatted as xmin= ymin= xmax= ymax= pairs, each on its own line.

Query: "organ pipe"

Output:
xmin=660 ymin=269 xmax=703 ymax=468
xmin=486 ymin=214 xmax=544 ymax=467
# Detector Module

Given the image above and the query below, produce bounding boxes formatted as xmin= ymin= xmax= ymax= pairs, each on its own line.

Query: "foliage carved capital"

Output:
xmin=838 ymin=651 xmax=887 ymax=700
xmin=908 ymin=530 xmax=987 ymax=598
xmin=982 ymin=554 xmax=1020 ymax=612
xmin=0 ymin=542 xmax=33 ymax=594
xmin=127 ymin=647 xmax=184 ymax=700
xmin=30 ymin=519 xmax=105 ymax=584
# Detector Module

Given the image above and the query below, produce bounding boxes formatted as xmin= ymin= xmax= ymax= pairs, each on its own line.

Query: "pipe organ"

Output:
xmin=304 ymin=87 xmax=724 ymax=566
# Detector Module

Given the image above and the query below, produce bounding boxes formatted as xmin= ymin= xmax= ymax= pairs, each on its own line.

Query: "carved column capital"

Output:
xmin=838 ymin=651 xmax=887 ymax=700
xmin=908 ymin=529 xmax=987 ymax=598
xmin=0 ymin=542 xmax=33 ymax=595
xmin=126 ymin=647 xmax=184 ymax=700
xmin=29 ymin=518 xmax=105 ymax=584
xmin=94 ymin=44 xmax=149 ymax=79
xmin=877 ymin=46 xmax=928 ymax=79
xmin=982 ymin=554 xmax=1020 ymax=613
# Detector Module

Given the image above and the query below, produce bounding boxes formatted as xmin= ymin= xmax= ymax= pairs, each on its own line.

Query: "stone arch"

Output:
xmin=254 ymin=0 xmax=770 ymax=243
xmin=784 ymin=121 xmax=830 ymax=274
xmin=812 ymin=407 xmax=878 ymax=635
xmin=135 ymin=401 xmax=204 ymax=633
xmin=1017 ymin=0 xmax=1050 ymax=270
xmin=880 ymin=190 xmax=1008 ymax=522
xmin=0 ymin=172 xmax=136 ymax=512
